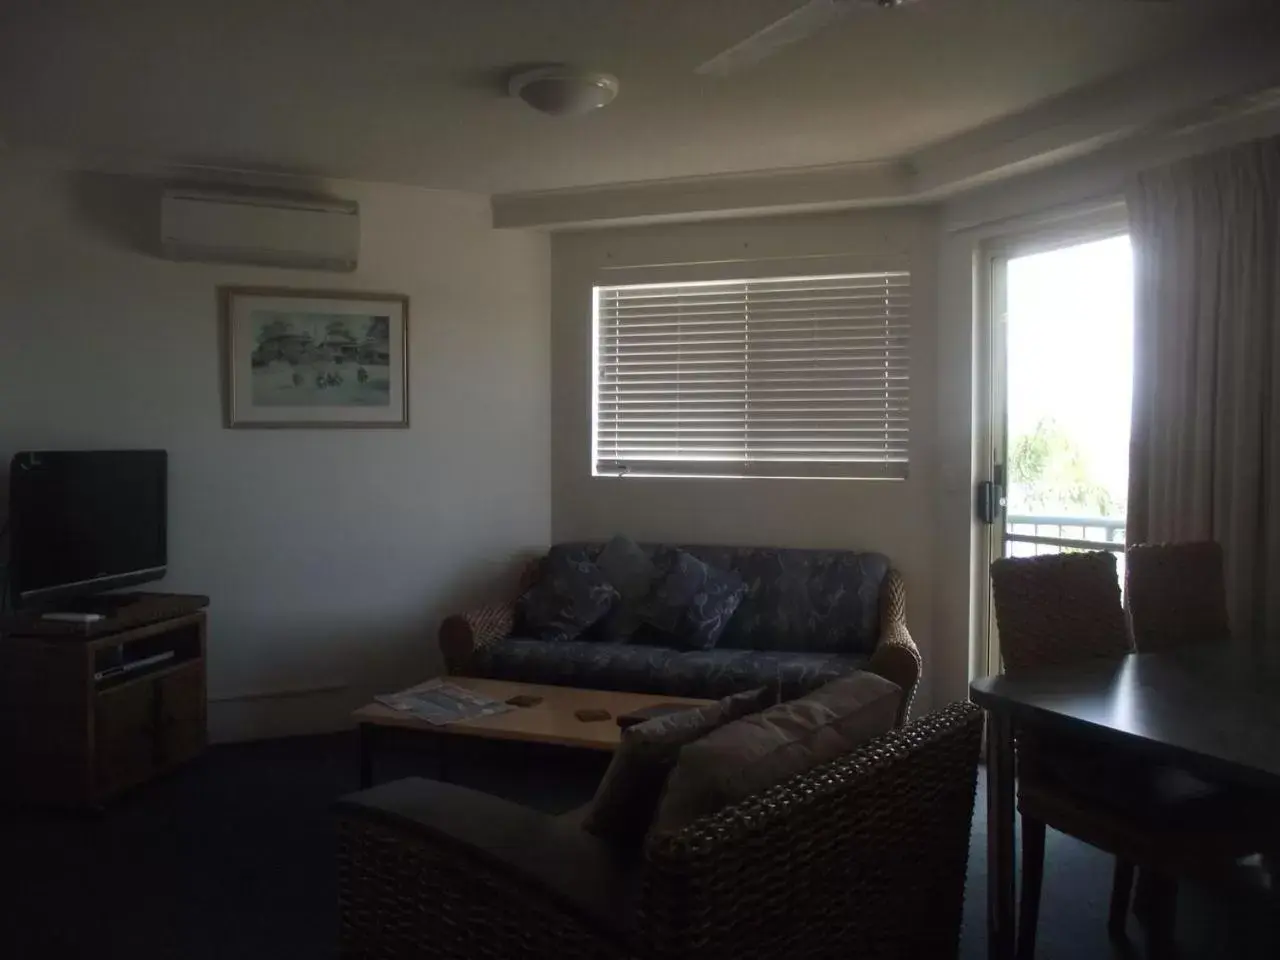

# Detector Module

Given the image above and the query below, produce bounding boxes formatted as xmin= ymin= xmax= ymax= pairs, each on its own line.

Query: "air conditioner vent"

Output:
xmin=160 ymin=189 xmax=359 ymax=272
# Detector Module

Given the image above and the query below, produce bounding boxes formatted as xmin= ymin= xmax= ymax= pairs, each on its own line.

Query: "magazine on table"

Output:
xmin=375 ymin=679 xmax=514 ymax=726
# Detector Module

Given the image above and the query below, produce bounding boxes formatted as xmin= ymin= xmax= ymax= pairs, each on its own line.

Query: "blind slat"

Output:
xmin=598 ymin=372 xmax=907 ymax=385
xmin=594 ymin=270 xmax=910 ymax=480
xmin=598 ymin=418 xmax=910 ymax=426
xmin=600 ymin=303 xmax=912 ymax=322
xmin=600 ymin=277 xmax=909 ymax=302
xmin=601 ymin=340 xmax=907 ymax=355
xmin=600 ymin=311 xmax=910 ymax=328
xmin=601 ymin=360 xmax=910 ymax=373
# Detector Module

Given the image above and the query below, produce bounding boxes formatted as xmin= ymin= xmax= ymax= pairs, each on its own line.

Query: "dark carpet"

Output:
xmin=4 ymin=733 xmax=1276 ymax=959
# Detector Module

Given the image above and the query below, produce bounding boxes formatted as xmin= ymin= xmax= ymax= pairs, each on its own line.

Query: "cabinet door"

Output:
xmin=95 ymin=681 xmax=155 ymax=797
xmin=157 ymin=663 xmax=205 ymax=767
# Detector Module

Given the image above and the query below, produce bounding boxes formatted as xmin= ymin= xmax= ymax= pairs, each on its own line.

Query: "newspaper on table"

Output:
xmin=375 ymin=679 xmax=514 ymax=726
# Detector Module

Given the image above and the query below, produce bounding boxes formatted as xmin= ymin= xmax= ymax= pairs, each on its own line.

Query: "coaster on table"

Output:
xmin=506 ymin=694 xmax=543 ymax=707
xmin=575 ymin=708 xmax=611 ymax=722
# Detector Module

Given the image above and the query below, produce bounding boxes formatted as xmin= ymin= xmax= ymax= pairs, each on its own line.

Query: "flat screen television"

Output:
xmin=7 ymin=450 xmax=168 ymax=609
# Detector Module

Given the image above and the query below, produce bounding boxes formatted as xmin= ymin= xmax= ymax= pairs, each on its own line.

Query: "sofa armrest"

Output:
xmin=867 ymin=568 xmax=921 ymax=725
xmin=336 ymin=778 xmax=632 ymax=958
xmin=437 ymin=556 xmax=544 ymax=674
xmin=438 ymin=601 xmax=515 ymax=673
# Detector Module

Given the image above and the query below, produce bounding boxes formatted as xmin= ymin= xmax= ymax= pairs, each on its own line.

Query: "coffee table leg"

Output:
xmin=437 ymin=734 xmax=450 ymax=783
xmin=359 ymin=723 xmax=375 ymax=789
xmin=987 ymin=711 xmax=1016 ymax=960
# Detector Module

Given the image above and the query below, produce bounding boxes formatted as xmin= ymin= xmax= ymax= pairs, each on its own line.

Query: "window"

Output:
xmin=593 ymin=271 xmax=910 ymax=479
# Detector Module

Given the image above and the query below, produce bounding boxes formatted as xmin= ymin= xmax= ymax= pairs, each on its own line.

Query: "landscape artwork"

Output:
xmin=251 ymin=311 xmax=391 ymax=407
xmin=223 ymin=289 xmax=408 ymax=427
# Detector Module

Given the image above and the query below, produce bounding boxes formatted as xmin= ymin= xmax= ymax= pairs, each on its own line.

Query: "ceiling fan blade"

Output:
xmin=695 ymin=0 xmax=856 ymax=77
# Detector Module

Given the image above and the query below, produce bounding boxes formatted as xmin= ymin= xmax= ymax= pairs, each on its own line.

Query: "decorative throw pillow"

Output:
xmin=650 ymin=671 xmax=902 ymax=835
xmin=637 ymin=548 xmax=747 ymax=650
xmin=581 ymin=686 xmax=773 ymax=850
xmin=516 ymin=546 xmax=619 ymax=643
xmin=593 ymin=534 xmax=658 ymax=642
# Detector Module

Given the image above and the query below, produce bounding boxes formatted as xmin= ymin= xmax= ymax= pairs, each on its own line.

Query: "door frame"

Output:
xmin=974 ymin=203 xmax=1131 ymax=677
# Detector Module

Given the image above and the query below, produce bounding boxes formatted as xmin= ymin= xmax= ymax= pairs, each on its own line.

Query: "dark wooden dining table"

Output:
xmin=970 ymin=647 xmax=1280 ymax=960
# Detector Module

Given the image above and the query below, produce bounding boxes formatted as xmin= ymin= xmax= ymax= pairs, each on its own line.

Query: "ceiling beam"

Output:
xmin=492 ymin=27 xmax=1280 ymax=231
xmin=491 ymin=160 xmax=915 ymax=231
xmin=911 ymin=28 xmax=1280 ymax=198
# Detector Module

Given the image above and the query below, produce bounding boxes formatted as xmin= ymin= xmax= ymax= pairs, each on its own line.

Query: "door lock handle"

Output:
xmin=977 ymin=480 xmax=1006 ymax=525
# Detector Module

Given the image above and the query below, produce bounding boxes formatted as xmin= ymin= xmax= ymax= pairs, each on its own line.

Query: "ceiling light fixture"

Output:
xmin=508 ymin=65 xmax=619 ymax=117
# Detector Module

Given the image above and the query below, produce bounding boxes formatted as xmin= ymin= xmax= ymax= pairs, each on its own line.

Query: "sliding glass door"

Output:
xmin=981 ymin=220 xmax=1134 ymax=674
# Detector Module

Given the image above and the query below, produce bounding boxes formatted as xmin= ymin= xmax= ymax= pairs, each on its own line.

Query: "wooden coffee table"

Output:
xmin=352 ymin=676 xmax=712 ymax=787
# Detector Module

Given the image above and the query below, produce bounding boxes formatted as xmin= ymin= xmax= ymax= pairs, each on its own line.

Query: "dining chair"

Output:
xmin=1125 ymin=540 xmax=1273 ymax=933
xmin=1126 ymin=540 xmax=1232 ymax=652
xmin=990 ymin=551 xmax=1263 ymax=960
xmin=990 ymin=552 xmax=1136 ymax=956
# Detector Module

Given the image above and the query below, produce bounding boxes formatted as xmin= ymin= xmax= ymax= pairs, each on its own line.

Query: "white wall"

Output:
xmin=0 ymin=149 xmax=551 ymax=741
xmin=551 ymin=208 xmax=941 ymax=710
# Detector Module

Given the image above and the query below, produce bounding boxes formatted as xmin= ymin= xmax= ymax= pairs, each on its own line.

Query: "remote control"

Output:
xmin=41 ymin=612 xmax=105 ymax=623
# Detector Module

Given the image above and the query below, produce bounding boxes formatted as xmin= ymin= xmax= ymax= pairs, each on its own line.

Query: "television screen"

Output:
xmin=8 ymin=450 xmax=168 ymax=605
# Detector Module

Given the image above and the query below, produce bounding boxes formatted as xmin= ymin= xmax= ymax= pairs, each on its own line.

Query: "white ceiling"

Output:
xmin=0 ymin=0 xmax=1271 ymax=195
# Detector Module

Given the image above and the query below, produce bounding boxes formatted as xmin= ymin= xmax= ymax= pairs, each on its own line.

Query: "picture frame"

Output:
xmin=221 ymin=287 xmax=409 ymax=428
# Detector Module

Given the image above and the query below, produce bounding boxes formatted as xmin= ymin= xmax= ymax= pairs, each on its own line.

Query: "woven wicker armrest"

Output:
xmin=437 ymin=557 xmax=544 ymax=674
xmin=640 ymin=702 xmax=983 ymax=960
xmin=438 ymin=601 xmax=516 ymax=673
xmin=866 ymin=568 xmax=922 ymax=724
xmin=336 ymin=778 xmax=632 ymax=959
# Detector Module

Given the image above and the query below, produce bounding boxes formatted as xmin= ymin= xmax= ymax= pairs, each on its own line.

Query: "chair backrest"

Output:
xmin=639 ymin=702 xmax=982 ymax=960
xmin=1126 ymin=541 xmax=1231 ymax=652
xmin=990 ymin=552 xmax=1132 ymax=671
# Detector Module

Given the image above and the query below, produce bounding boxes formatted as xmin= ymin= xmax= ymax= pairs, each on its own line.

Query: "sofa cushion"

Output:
xmin=472 ymin=638 xmax=678 ymax=693
xmin=594 ymin=534 xmax=659 ymax=643
xmin=471 ymin=639 xmax=868 ymax=702
xmin=709 ymin=547 xmax=890 ymax=654
xmin=661 ymin=648 xmax=870 ymax=702
xmin=650 ymin=672 xmax=902 ymax=835
xmin=516 ymin=546 xmax=618 ymax=643
xmin=636 ymin=549 xmax=747 ymax=650
xmin=561 ymin=542 xmax=891 ymax=655
xmin=582 ymin=687 xmax=773 ymax=850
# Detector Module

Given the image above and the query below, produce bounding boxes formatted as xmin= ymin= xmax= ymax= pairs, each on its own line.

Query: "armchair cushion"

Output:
xmin=651 ymin=672 xmax=902 ymax=835
xmin=582 ymin=686 xmax=773 ymax=850
xmin=517 ymin=545 xmax=619 ymax=643
xmin=335 ymin=777 xmax=637 ymax=944
xmin=636 ymin=548 xmax=747 ymax=650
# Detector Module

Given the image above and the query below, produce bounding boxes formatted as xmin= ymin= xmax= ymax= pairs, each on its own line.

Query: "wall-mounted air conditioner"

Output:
xmin=160 ymin=188 xmax=360 ymax=272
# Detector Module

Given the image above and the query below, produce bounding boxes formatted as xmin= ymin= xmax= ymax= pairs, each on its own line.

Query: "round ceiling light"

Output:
xmin=508 ymin=66 xmax=619 ymax=117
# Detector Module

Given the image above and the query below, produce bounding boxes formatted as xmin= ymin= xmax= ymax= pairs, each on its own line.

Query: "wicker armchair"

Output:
xmin=336 ymin=701 xmax=983 ymax=960
xmin=1126 ymin=540 xmax=1232 ymax=652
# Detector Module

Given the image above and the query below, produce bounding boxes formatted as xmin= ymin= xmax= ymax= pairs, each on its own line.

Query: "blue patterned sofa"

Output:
xmin=440 ymin=543 xmax=921 ymax=720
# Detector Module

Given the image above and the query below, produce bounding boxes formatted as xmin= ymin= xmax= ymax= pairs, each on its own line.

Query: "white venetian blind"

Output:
xmin=594 ymin=271 xmax=910 ymax=479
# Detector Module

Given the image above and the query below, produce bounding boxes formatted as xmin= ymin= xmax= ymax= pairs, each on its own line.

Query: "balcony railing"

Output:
xmin=1005 ymin=514 xmax=1126 ymax=553
xmin=1005 ymin=513 xmax=1128 ymax=581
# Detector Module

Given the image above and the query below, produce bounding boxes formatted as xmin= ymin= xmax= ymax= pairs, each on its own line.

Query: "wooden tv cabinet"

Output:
xmin=0 ymin=597 xmax=208 ymax=809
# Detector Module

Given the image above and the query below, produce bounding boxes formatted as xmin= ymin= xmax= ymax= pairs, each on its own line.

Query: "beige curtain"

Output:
xmin=1126 ymin=135 xmax=1280 ymax=657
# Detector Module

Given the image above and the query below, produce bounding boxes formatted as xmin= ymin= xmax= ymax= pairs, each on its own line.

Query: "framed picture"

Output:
xmin=222 ymin=287 xmax=409 ymax=428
